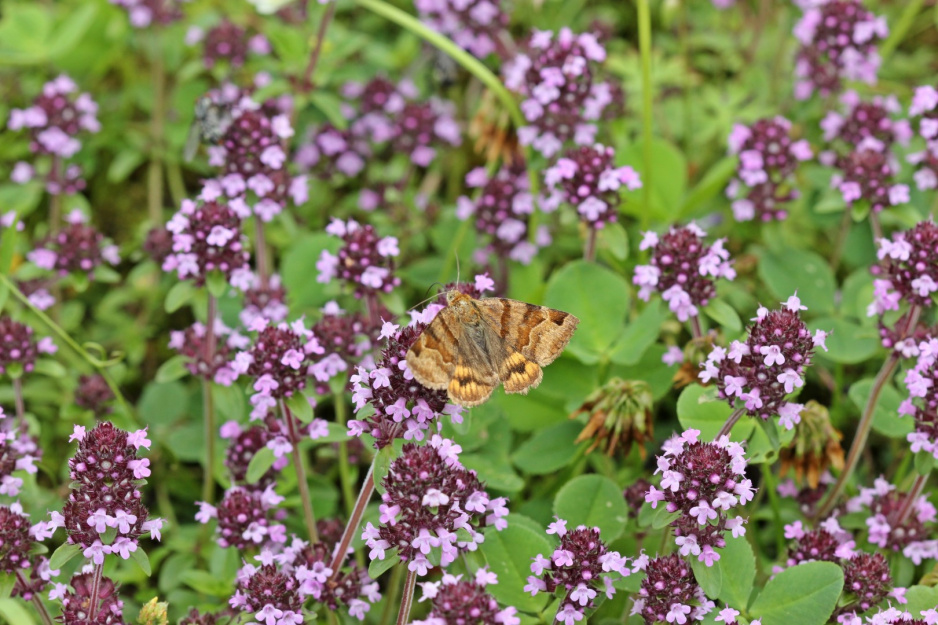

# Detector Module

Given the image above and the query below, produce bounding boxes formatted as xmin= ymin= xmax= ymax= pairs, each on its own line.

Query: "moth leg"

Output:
xmin=500 ymin=351 xmax=543 ymax=395
xmin=448 ymin=361 xmax=498 ymax=407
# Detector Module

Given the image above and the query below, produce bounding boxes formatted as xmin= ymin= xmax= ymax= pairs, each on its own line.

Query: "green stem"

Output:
xmin=879 ymin=0 xmax=925 ymax=62
xmin=281 ymin=400 xmax=320 ymax=544
xmin=12 ymin=377 xmax=25 ymax=428
xmin=15 ymin=570 xmax=54 ymax=625
xmin=893 ymin=471 xmax=929 ymax=528
xmin=334 ymin=392 xmax=356 ymax=519
xmin=636 ymin=0 xmax=654 ymax=230
xmin=201 ymin=294 xmax=217 ymax=504
xmin=0 ymin=274 xmax=132 ymax=417
xmin=353 ymin=0 xmax=537 ymax=194
xmin=148 ymin=30 xmax=166 ymax=226
xmin=329 ymin=459 xmax=376 ymax=577
xmin=761 ymin=463 xmax=786 ymax=556
xmin=584 ymin=226 xmax=598 ymax=262
xmin=715 ymin=407 xmax=745 ymax=440
xmin=379 ymin=563 xmax=405 ymax=625
xmin=395 ymin=568 xmax=418 ymax=625
xmin=303 ymin=0 xmax=337 ymax=91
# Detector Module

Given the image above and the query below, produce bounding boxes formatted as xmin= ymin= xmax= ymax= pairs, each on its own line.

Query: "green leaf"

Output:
xmin=139 ymin=381 xmax=188 ymax=425
xmin=808 ymin=318 xmax=878 ymax=364
xmin=757 ymin=248 xmax=836 ymax=315
xmin=598 ymin=222 xmax=629 ymax=261
xmin=702 ymin=299 xmax=742 ymax=333
xmin=131 ymin=547 xmax=152 ymax=576
xmin=247 ymin=447 xmax=276 ymax=484
xmin=33 ymin=358 xmax=66 ymax=378
xmin=681 ymin=156 xmax=738 ymax=217
xmin=716 ymin=536 xmax=756 ymax=609
xmin=511 ymin=421 xmax=584 ymax=475
xmin=691 ymin=556 xmax=722 ymax=598
xmin=49 ymin=543 xmax=82 ymax=570
xmin=0 ymin=573 xmax=13 ymax=600
xmin=543 ymin=260 xmax=630 ymax=364
xmin=107 ymin=149 xmax=146 ymax=184
xmin=0 ymin=598 xmax=35 ymax=625
xmin=373 ymin=445 xmax=397 ymax=495
xmin=609 ymin=300 xmax=666 ymax=365
xmin=847 ymin=378 xmax=911 ymax=438
xmin=903 ymin=585 xmax=938 ymax=616
xmin=165 ymin=281 xmax=195 ymax=313
xmin=748 ymin=561 xmax=844 ymax=625
xmin=481 ymin=518 xmax=552 ymax=613
xmin=155 ymin=355 xmax=190 ymax=383
xmin=915 ymin=451 xmax=935 ymax=476
xmin=46 ymin=4 xmax=97 ymax=60
xmin=310 ymin=423 xmax=352 ymax=444
xmin=286 ymin=393 xmax=313 ymax=423
xmin=619 ymin=138 xmax=688 ymax=222
xmin=180 ymin=570 xmax=234 ymax=596
xmin=310 ymin=92 xmax=349 ymax=130
xmin=553 ymin=475 xmax=629 ymax=541
xmin=676 ymin=385 xmax=754 ymax=442
xmin=205 ymin=271 xmax=228 ymax=299
xmin=0 ymin=225 xmax=18 ymax=275
xmin=368 ymin=550 xmax=400 ymax=580
xmin=650 ymin=505 xmax=680 ymax=529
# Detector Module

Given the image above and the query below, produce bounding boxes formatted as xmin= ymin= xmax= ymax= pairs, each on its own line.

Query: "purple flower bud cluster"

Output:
xmin=33 ymin=423 xmax=162 ymax=567
xmin=414 ymin=0 xmax=508 ymax=58
xmin=413 ymin=571 xmax=519 ymax=625
xmin=169 ymin=319 xmax=248 ymax=385
xmin=109 ymin=0 xmax=184 ymax=28
xmin=231 ymin=318 xmax=325 ymax=419
xmin=783 ymin=518 xmax=893 ymax=616
xmin=361 ymin=436 xmax=508 ymax=576
xmin=633 ymin=224 xmax=736 ymax=322
xmin=197 ymin=484 xmax=287 ymax=549
xmin=348 ymin=314 xmax=466 ymax=449
xmin=317 ymin=218 xmax=401 ymax=298
xmin=163 ymin=197 xmax=250 ymax=285
xmin=75 ymin=374 xmax=114 ymax=416
xmin=542 ymin=143 xmax=642 ymax=228
xmin=0 ymin=317 xmax=38 ymax=376
xmin=907 ymin=85 xmax=938 ymax=191
xmin=777 ymin=474 xmax=834 ymax=517
xmin=870 ymin=221 xmax=938 ymax=316
xmin=645 ymin=429 xmax=752 ymax=566
xmin=7 ymin=75 xmax=99 ymax=195
xmin=193 ymin=20 xmax=270 ymax=68
xmin=633 ymin=553 xmax=715 ymax=624
xmin=58 ymin=572 xmax=127 ymax=625
xmin=701 ymin=294 xmax=828 ymax=428
xmin=457 ymin=164 xmax=549 ymax=265
xmin=1 ymin=416 xmax=42 ymax=498
xmin=221 ymin=420 xmax=287 ymax=491
xmin=524 ymin=519 xmax=630 ymax=625
xmin=236 ymin=272 xmax=289 ymax=327
xmin=28 ymin=211 xmax=120 ymax=277
xmin=295 ymin=123 xmax=369 ymax=180
xmin=199 ymin=94 xmax=306 ymax=223
xmin=0 ymin=503 xmax=32 ymax=573
xmin=820 ymin=92 xmax=911 ymax=156
xmin=309 ymin=303 xmax=377 ymax=394
xmin=792 ymin=0 xmax=887 ymax=100
xmin=901 ymin=337 xmax=938 ymax=460
xmin=844 ymin=607 xmax=938 ymax=625
xmin=834 ymin=146 xmax=908 ymax=213
xmin=846 ymin=477 xmax=938 ymax=565
xmin=503 ymin=28 xmax=612 ymax=158
xmin=725 ymin=117 xmax=812 ymax=222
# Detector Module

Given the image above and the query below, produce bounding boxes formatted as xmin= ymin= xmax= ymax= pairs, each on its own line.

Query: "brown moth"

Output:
xmin=406 ymin=291 xmax=579 ymax=407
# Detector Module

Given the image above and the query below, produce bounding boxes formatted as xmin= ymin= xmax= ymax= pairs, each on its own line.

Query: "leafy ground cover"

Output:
xmin=1 ymin=1 xmax=938 ymax=624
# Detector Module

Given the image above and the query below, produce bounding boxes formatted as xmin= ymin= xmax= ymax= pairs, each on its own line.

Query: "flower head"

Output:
xmin=637 ymin=554 xmax=714 ymax=624
xmin=162 ymin=198 xmax=250 ymax=285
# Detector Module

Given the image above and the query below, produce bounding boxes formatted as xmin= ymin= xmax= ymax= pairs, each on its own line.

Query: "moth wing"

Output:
xmin=476 ymin=297 xmax=579 ymax=367
xmin=405 ymin=307 xmax=460 ymax=390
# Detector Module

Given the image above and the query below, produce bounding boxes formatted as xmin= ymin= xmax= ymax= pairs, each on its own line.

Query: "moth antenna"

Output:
xmin=408 ymin=284 xmax=447 ymax=315
xmin=455 ymin=252 xmax=461 ymax=288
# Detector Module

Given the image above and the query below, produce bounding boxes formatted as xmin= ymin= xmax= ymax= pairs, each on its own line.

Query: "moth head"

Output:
xmin=445 ymin=290 xmax=473 ymax=307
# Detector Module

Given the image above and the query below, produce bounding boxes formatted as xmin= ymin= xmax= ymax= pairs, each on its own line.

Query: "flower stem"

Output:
xmin=893 ymin=471 xmax=930 ymax=528
xmin=15 ymin=570 xmax=54 ymax=625
xmin=817 ymin=352 xmax=900 ymax=518
xmin=636 ymin=0 xmax=654 ymax=230
xmin=761 ymin=463 xmax=786 ymax=556
xmin=281 ymin=400 xmax=320 ymax=544
xmin=87 ymin=563 xmax=104 ymax=620
xmin=0 ymin=274 xmax=132 ymax=417
xmin=584 ymin=226 xmax=598 ymax=262
xmin=329 ymin=458 xmax=376 ymax=578
xmin=12 ymin=377 xmax=25 ymax=427
xmin=302 ymin=0 xmax=337 ymax=92
xmin=49 ymin=156 xmax=62 ymax=231
xmin=689 ymin=315 xmax=703 ymax=340
xmin=147 ymin=30 xmax=166 ymax=227
xmin=879 ymin=0 xmax=925 ymax=62
xmin=334 ymin=393 xmax=356 ymax=519
xmin=254 ymin=219 xmax=270 ymax=289
xmin=715 ymin=407 xmax=745 ymax=440
xmin=201 ymin=294 xmax=217 ymax=504
xmin=379 ymin=563 xmax=405 ymax=625
xmin=829 ymin=208 xmax=852 ymax=271
xmin=395 ymin=568 xmax=418 ymax=625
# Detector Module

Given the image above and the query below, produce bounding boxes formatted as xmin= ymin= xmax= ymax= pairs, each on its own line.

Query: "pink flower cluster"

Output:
xmin=27 ymin=210 xmax=119 ymax=277
xmin=793 ymin=0 xmax=887 ymax=100
xmin=317 ymin=218 xmax=401 ymax=298
xmin=163 ymin=197 xmax=250 ymax=285
xmin=846 ymin=477 xmax=938 ymax=565
xmin=633 ymin=553 xmax=715 ymax=624
xmin=646 ymin=429 xmax=752 ymax=566
xmin=196 ymin=484 xmax=286 ymax=550
xmin=413 ymin=571 xmax=519 ymax=625
xmin=869 ymin=221 xmax=938 ymax=316
xmin=503 ymin=28 xmax=613 ymax=158
xmin=414 ymin=0 xmax=509 ymax=58
xmin=907 ymin=85 xmax=938 ymax=191
xmin=168 ymin=318 xmax=248 ymax=385
xmin=726 ymin=117 xmax=812 ymax=222
xmin=633 ymin=224 xmax=735 ymax=322
xmin=109 ymin=0 xmax=184 ymax=28
xmin=524 ymin=519 xmax=631 ymax=625
xmin=900 ymin=337 xmax=938 ymax=460
xmin=542 ymin=143 xmax=641 ymax=228
xmin=701 ymin=294 xmax=828 ymax=428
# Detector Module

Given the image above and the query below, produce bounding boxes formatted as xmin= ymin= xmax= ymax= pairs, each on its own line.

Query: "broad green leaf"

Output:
xmin=138 ymin=381 xmax=188 ymax=425
xmin=495 ymin=389 xmax=569 ymax=432
xmin=213 ymin=384 xmax=246 ymax=422
xmin=676 ymin=385 xmax=754 ymax=442
xmin=247 ymin=447 xmax=276 ymax=484
xmin=368 ymin=551 xmax=400 ymax=580
xmin=286 ymin=393 xmax=313 ymax=423
xmin=703 ymin=299 xmax=742 ymax=333
xmin=847 ymin=378 xmax=911 ymax=438
xmin=758 ymin=248 xmax=836 ymax=315
xmin=748 ymin=561 xmax=843 ymax=625
xmin=619 ymin=138 xmax=688 ymax=222
xmin=310 ymin=92 xmax=349 ymax=130
xmin=681 ymin=156 xmax=738 ymax=217
xmin=310 ymin=423 xmax=352 ymax=444
xmin=0 ymin=598 xmax=34 ymax=625
xmin=650 ymin=505 xmax=680 ymax=529
xmin=165 ymin=281 xmax=195 ymax=313
xmin=544 ymin=260 xmax=630 ymax=364
xmin=180 ymin=570 xmax=234 ymax=596
xmin=205 ymin=271 xmax=228 ymax=298
xmin=49 ymin=543 xmax=82 ymax=570
xmin=609 ymin=300 xmax=666 ymax=365
xmin=373 ymin=445 xmax=397 ymax=495
xmin=747 ymin=418 xmax=795 ymax=464
xmin=0 ymin=225 xmax=17 ymax=276
xmin=553 ymin=475 xmax=629 ymax=541
xmin=155 ymin=355 xmax=190 ymax=383
xmin=598 ymin=221 xmax=629 ymax=261
xmin=131 ymin=547 xmax=152 ymax=576
xmin=481 ymin=518 xmax=552 ymax=613
xmin=0 ymin=573 xmax=13 ymax=599
xmin=809 ymin=318 xmax=878 ymax=364
xmin=281 ymin=233 xmax=342 ymax=311
xmin=691 ymin=556 xmax=722 ymax=598
xmin=511 ymin=421 xmax=585 ymax=475
xmin=33 ymin=358 xmax=66 ymax=378
xmin=717 ymin=536 xmax=755 ymax=609
xmin=916 ymin=451 xmax=935 ymax=476
xmin=46 ymin=4 xmax=97 ymax=60
xmin=903 ymin=585 xmax=938 ymax=616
